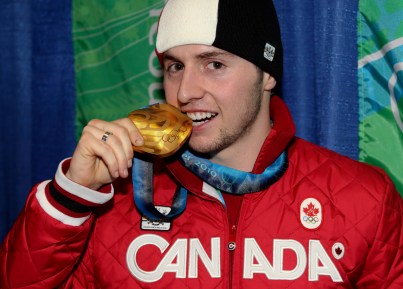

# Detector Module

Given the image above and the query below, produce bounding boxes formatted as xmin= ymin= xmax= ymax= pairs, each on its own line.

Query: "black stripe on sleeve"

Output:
xmin=48 ymin=181 xmax=94 ymax=213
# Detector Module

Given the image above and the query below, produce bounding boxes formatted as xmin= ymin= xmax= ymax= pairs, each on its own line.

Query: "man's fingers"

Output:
xmin=112 ymin=118 xmax=144 ymax=166
xmin=84 ymin=119 xmax=133 ymax=178
xmin=114 ymin=118 xmax=144 ymax=146
xmin=68 ymin=117 xmax=145 ymax=189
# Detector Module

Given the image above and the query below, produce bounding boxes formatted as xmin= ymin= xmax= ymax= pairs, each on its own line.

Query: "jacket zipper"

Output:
xmin=222 ymin=190 xmax=245 ymax=289
xmin=228 ymin=223 xmax=237 ymax=289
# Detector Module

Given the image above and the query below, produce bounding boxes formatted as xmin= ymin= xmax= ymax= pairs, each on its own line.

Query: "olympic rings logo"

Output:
xmin=162 ymin=133 xmax=178 ymax=143
xmin=303 ymin=215 xmax=320 ymax=224
xmin=300 ymin=198 xmax=322 ymax=230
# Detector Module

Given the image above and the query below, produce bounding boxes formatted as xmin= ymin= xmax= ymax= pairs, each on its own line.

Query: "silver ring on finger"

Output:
xmin=101 ymin=131 xmax=113 ymax=143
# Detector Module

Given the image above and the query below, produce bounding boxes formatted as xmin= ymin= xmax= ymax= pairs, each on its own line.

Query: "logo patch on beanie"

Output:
xmin=264 ymin=43 xmax=276 ymax=62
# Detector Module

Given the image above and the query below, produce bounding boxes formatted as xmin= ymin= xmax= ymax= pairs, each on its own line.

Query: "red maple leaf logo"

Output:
xmin=335 ymin=246 xmax=343 ymax=256
xmin=303 ymin=202 xmax=319 ymax=217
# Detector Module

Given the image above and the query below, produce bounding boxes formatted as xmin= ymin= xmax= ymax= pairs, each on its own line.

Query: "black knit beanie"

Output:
xmin=156 ymin=0 xmax=283 ymax=82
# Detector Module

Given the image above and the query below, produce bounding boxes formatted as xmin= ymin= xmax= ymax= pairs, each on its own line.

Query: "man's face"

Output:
xmin=162 ymin=44 xmax=273 ymax=161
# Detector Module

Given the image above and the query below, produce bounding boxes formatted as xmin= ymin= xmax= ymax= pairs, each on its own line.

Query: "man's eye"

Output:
xmin=167 ymin=63 xmax=184 ymax=72
xmin=207 ymin=62 xmax=224 ymax=70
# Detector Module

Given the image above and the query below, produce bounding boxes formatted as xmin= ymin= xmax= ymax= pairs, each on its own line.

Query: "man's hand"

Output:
xmin=65 ymin=118 xmax=144 ymax=190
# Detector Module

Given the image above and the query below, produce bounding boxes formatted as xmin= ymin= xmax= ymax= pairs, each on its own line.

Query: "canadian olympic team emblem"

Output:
xmin=300 ymin=198 xmax=322 ymax=230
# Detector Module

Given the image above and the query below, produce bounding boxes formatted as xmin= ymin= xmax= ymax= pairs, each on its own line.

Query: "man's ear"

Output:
xmin=263 ymin=73 xmax=277 ymax=91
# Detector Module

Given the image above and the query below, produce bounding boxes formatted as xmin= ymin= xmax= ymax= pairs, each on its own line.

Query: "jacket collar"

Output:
xmin=253 ymin=95 xmax=296 ymax=173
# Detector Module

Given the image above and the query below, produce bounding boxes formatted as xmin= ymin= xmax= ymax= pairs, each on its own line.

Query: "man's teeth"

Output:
xmin=188 ymin=112 xmax=214 ymax=120
xmin=187 ymin=112 xmax=217 ymax=126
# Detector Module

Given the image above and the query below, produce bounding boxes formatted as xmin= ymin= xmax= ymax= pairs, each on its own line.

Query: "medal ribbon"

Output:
xmin=132 ymin=151 xmax=287 ymax=221
xmin=132 ymin=156 xmax=188 ymax=221
xmin=180 ymin=150 xmax=287 ymax=194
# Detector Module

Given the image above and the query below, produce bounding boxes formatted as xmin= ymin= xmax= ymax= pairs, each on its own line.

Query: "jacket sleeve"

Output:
xmin=57 ymin=243 xmax=97 ymax=289
xmin=0 ymin=159 xmax=114 ymax=289
xmin=357 ymin=173 xmax=403 ymax=288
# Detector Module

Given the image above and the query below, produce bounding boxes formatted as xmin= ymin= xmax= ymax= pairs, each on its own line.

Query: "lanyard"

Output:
xmin=132 ymin=150 xmax=287 ymax=221
xmin=180 ymin=150 xmax=287 ymax=194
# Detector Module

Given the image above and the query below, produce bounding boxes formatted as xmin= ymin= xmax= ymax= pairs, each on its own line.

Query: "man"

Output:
xmin=1 ymin=0 xmax=402 ymax=288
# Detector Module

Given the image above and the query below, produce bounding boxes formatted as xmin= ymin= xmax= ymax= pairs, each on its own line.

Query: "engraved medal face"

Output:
xmin=127 ymin=103 xmax=192 ymax=157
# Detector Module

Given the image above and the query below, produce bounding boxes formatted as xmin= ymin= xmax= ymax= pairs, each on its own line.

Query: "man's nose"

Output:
xmin=177 ymin=68 xmax=204 ymax=104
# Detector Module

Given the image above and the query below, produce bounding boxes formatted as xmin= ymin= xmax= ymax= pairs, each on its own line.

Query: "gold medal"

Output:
xmin=128 ymin=103 xmax=192 ymax=157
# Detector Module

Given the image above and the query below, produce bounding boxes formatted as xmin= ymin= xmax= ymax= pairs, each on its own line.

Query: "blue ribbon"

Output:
xmin=132 ymin=157 xmax=188 ymax=221
xmin=132 ymin=150 xmax=287 ymax=221
xmin=180 ymin=151 xmax=287 ymax=194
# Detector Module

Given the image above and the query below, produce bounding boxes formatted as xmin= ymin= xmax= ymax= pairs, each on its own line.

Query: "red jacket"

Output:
xmin=1 ymin=97 xmax=403 ymax=288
